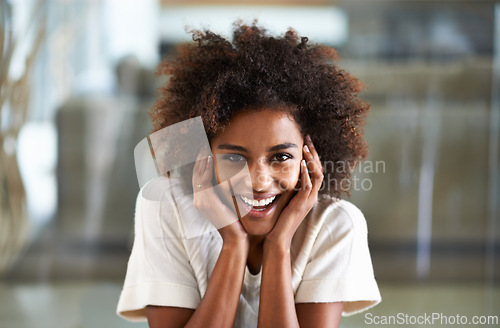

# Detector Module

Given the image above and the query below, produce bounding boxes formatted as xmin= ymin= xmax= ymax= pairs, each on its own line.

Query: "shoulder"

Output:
xmin=293 ymin=197 xmax=381 ymax=314
xmin=134 ymin=176 xmax=185 ymax=239
xmin=291 ymin=197 xmax=369 ymax=267
xmin=138 ymin=175 xmax=183 ymax=202
xmin=137 ymin=176 xmax=221 ymax=241
xmin=309 ymin=196 xmax=368 ymax=237
xmin=136 ymin=175 xmax=189 ymax=215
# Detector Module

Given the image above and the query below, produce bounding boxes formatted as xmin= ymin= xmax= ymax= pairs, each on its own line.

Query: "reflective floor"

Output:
xmin=1 ymin=282 xmax=498 ymax=328
xmin=0 ymin=281 xmax=146 ymax=328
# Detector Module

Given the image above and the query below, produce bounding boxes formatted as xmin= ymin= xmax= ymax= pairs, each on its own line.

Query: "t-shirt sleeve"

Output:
xmin=116 ymin=178 xmax=201 ymax=322
xmin=294 ymin=200 xmax=381 ymax=316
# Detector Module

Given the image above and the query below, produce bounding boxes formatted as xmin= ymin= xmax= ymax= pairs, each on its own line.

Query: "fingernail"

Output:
xmin=304 ymin=145 xmax=310 ymax=153
xmin=301 ymin=159 xmax=306 ymax=166
xmin=306 ymin=135 xmax=312 ymax=142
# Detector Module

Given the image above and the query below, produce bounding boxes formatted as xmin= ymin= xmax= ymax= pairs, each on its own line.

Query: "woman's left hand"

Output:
xmin=265 ymin=135 xmax=324 ymax=250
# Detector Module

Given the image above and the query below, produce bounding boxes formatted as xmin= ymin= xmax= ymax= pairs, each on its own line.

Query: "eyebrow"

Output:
xmin=218 ymin=143 xmax=297 ymax=152
xmin=218 ymin=144 xmax=248 ymax=152
xmin=268 ymin=143 xmax=298 ymax=152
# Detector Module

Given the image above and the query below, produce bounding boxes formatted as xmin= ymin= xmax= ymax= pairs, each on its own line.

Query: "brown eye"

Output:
xmin=272 ymin=153 xmax=293 ymax=162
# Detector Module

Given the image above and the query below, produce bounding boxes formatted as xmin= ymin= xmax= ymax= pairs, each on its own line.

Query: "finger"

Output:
xmin=304 ymin=138 xmax=324 ymax=193
xmin=303 ymin=144 xmax=315 ymax=172
xmin=305 ymin=135 xmax=323 ymax=171
xmin=193 ymin=149 xmax=204 ymax=179
xmin=193 ymin=148 xmax=209 ymax=188
xmin=304 ymin=144 xmax=322 ymax=179
xmin=201 ymin=144 xmax=214 ymax=178
xmin=202 ymin=155 xmax=214 ymax=183
xmin=300 ymin=159 xmax=313 ymax=194
xmin=198 ymin=147 xmax=208 ymax=174
xmin=284 ymin=160 xmax=312 ymax=220
xmin=303 ymin=149 xmax=324 ymax=200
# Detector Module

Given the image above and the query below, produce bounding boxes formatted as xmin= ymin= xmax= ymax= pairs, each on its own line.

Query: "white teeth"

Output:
xmin=241 ymin=195 xmax=277 ymax=208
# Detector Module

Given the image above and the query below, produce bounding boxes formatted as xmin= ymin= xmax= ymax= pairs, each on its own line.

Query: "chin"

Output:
xmin=239 ymin=215 xmax=277 ymax=236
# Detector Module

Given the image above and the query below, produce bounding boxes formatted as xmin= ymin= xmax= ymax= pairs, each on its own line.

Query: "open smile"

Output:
xmin=240 ymin=195 xmax=277 ymax=209
xmin=236 ymin=194 xmax=281 ymax=218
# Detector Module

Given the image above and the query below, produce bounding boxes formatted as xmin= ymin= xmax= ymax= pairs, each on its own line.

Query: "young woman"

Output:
xmin=117 ymin=23 xmax=381 ymax=328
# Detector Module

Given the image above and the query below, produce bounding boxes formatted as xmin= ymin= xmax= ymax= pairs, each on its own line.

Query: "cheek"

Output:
xmin=273 ymin=162 xmax=301 ymax=191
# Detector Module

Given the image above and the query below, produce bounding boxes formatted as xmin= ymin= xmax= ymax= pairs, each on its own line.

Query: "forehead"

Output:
xmin=212 ymin=109 xmax=303 ymax=147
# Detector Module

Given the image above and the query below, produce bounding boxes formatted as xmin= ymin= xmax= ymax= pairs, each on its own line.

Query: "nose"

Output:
xmin=246 ymin=159 xmax=273 ymax=192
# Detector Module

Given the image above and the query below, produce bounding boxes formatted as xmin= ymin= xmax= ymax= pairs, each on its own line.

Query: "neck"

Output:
xmin=246 ymin=234 xmax=266 ymax=274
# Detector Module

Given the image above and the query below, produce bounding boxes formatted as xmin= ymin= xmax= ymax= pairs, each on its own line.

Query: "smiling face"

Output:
xmin=210 ymin=108 xmax=304 ymax=236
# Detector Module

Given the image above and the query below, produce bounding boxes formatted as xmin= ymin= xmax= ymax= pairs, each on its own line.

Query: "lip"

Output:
xmin=235 ymin=194 xmax=281 ymax=218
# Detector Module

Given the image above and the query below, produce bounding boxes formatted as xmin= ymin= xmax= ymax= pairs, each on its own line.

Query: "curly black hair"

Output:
xmin=150 ymin=22 xmax=370 ymax=198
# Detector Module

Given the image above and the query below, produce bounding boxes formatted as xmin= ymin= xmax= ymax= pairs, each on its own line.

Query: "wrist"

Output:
xmin=264 ymin=233 xmax=291 ymax=255
xmin=221 ymin=233 xmax=249 ymax=253
xmin=219 ymin=220 xmax=248 ymax=241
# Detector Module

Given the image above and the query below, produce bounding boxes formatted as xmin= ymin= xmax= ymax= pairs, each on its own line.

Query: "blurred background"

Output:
xmin=0 ymin=0 xmax=498 ymax=327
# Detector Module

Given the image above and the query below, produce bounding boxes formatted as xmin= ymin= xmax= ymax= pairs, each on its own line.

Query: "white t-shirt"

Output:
xmin=117 ymin=177 xmax=381 ymax=326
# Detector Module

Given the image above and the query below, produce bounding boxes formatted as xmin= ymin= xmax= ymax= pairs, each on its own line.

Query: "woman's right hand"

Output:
xmin=192 ymin=148 xmax=248 ymax=245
